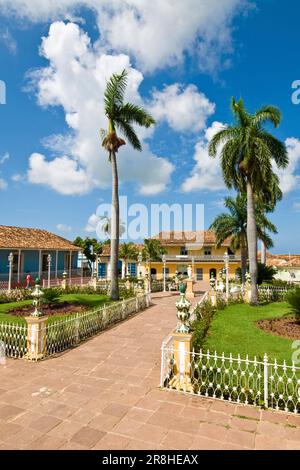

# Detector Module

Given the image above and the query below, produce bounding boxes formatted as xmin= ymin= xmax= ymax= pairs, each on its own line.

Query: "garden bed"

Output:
xmin=257 ymin=316 xmax=300 ymax=340
xmin=8 ymin=302 xmax=89 ymax=318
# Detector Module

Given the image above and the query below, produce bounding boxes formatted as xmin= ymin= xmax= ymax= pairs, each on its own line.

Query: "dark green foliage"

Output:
xmin=191 ymin=300 xmax=216 ymax=351
xmin=42 ymin=288 xmax=61 ymax=307
xmin=257 ymin=263 xmax=277 ymax=285
xmin=286 ymin=288 xmax=300 ymax=321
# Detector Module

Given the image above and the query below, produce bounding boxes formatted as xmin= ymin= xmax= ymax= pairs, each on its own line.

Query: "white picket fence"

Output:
xmin=160 ymin=346 xmax=300 ymax=414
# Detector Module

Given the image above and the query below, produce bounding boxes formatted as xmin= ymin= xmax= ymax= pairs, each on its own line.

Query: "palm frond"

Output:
xmin=119 ymin=103 xmax=155 ymax=128
xmin=252 ymin=105 xmax=281 ymax=128
xmin=104 ymin=69 xmax=128 ymax=117
xmin=115 ymin=120 xmax=142 ymax=151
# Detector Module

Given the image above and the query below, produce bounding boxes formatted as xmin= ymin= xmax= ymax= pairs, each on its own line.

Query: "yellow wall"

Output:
xmin=150 ymin=262 xmax=240 ymax=281
xmin=162 ymin=245 xmax=241 ymax=256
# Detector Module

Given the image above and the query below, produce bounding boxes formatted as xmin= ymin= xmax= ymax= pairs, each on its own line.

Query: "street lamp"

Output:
xmin=162 ymin=254 xmax=166 ymax=292
xmin=224 ymin=251 xmax=229 ymax=300
xmin=8 ymin=252 xmax=14 ymax=292
xmin=47 ymin=254 xmax=52 ymax=288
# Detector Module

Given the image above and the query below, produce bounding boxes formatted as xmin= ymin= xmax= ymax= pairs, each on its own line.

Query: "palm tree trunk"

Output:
xmin=246 ymin=181 xmax=258 ymax=304
xmin=261 ymin=240 xmax=266 ymax=265
xmin=241 ymin=237 xmax=247 ymax=287
xmin=110 ymin=150 xmax=119 ymax=301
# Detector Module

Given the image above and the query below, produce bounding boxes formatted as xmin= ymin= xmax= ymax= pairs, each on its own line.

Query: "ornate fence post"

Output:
xmin=61 ymin=271 xmax=68 ymax=290
xmin=168 ymin=292 xmax=192 ymax=392
xmin=24 ymin=280 xmax=48 ymax=360
xmin=263 ymin=353 xmax=269 ymax=409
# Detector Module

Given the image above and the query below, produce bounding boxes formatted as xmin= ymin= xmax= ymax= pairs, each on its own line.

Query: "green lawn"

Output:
xmin=0 ymin=294 xmax=110 ymax=325
xmin=203 ymin=302 xmax=295 ymax=364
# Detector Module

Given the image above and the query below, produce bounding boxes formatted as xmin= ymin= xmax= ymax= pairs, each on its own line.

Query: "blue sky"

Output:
xmin=0 ymin=0 xmax=299 ymax=252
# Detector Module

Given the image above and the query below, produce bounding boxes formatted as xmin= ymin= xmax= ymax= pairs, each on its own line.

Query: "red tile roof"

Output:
xmin=151 ymin=231 xmax=231 ymax=246
xmin=0 ymin=226 xmax=80 ymax=251
xmin=266 ymin=252 xmax=300 ymax=268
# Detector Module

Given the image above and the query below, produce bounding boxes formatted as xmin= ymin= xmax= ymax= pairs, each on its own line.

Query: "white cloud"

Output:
xmin=181 ymin=121 xmax=227 ymax=192
xmin=273 ymin=137 xmax=300 ymax=193
xmin=0 ymin=0 xmax=251 ymax=74
xmin=56 ymin=223 xmax=72 ymax=232
xmin=0 ymin=152 xmax=9 ymax=164
xmin=27 ymin=152 xmax=91 ymax=195
xmin=0 ymin=178 xmax=7 ymax=190
xmin=11 ymin=173 xmax=25 ymax=182
xmin=0 ymin=28 xmax=17 ymax=54
xmin=25 ymin=22 xmax=174 ymax=196
xmin=150 ymin=84 xmax=215 ymax=133
xmin=85 ymin=214 xmax=101 ymax=233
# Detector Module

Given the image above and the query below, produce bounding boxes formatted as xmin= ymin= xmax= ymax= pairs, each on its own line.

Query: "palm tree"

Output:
xmin=119 ymin=242 xmax=138 ymax=277
xmin=210 ymin=193 xmax=277 ymax=286
xmin=99 ymin=216 xmax=126 ymax=240
xmin=209 ymin=98 xmax=288 ymax=304
xmin=142 ymin=239 xmax=166 ymax=280
xmin=102 ymin=70 xmax=155 ymax=300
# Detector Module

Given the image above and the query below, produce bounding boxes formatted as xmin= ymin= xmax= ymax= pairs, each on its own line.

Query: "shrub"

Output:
xmin=257 ymin=263 xmax=277 ymax=285
xmin=42 ymin=288 xmax=61 ymax=307
xmin=286 ymin=288 xmax=300 ymax=322
xmin=191 ymin=299 xmax=216 ymax=351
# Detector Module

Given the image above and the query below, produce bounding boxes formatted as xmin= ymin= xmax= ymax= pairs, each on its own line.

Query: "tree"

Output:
xmin=102 ymin=69 xmax=155 ymax=301
xmin=210 ymin=193 xmax=277 ymax=286
xmin=209 ymin=98 xmax=288 ymax=304
xmin=256 ymin=263 xmax=277 ymax=285
xmin=142 ymin=239 xmax=166 ymax=280
xmin=73 ymin=237 xmax=103 ymax=272
xmin=99 ymin=216 xmax=126 ymax=240
xmin=119 ymin=242 xmax=138 ymax=277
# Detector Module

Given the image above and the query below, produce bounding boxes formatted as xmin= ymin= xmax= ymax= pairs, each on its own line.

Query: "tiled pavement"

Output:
xmin=0 ymin=292 xmax=299 ymax=450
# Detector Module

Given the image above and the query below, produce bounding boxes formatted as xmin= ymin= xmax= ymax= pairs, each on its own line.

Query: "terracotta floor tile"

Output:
xmin=71 ymin=426 xmax=106 ymax=448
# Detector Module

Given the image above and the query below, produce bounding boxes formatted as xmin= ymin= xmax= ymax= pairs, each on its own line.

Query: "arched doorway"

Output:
xmin=209 ymin=268 xmax=217 ymax=279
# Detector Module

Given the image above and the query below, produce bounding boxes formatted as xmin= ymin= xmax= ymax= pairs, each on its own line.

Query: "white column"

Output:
xmin=55 ymin=250 xmax=58 ymax=279
xmin=38 ymin=250 xmax=42 ymax=278
xmin=121 ymin=260 xmax=126 ymax=278
xmin=69 ymin=250 xmax=72 ymax=281
xmin=107 ymin=262 xmax=111 ymax=281
xmin=17 ymin=249 xmax=21 ymax=283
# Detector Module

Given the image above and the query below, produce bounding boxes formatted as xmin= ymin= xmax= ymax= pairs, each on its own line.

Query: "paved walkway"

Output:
xmin=0 ymin=292 xmax=299 ymax=450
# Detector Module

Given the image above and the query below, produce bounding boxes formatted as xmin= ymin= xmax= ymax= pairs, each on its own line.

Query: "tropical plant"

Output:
xmin=142 ymin=239 xmax=166 ymax=280
xmin=210 ymin=193 xmax=277 ymax=286
xmin=286 ymin=287 xmax=300 ymax=323
xmin=119 ymin=242 xmax=138 ymax=276
xmin=256 ymin=263 xmax=277 ymax=285
xmin=73 ymin=237 xmax=103 ymax=272
xmin=102 ymin=69 xmax=155 ymax=300
xmin=99 ymin=216 xmax=126 ymax=240
xmin=42 ymin=288 xmax=61 ymax=307
xmin=209 ymin=98 xmax=288 ymax=304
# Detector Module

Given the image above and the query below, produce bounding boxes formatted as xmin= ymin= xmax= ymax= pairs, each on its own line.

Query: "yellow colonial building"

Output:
xmin=149 ymin=231 xmax=241 ymax=282
xmin=97 ymin=231 xmax=241 ymax=283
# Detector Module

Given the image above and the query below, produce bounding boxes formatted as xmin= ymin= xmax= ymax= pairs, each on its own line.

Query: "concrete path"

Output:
xmin=0 ymin=292 xmax=299 ymax=450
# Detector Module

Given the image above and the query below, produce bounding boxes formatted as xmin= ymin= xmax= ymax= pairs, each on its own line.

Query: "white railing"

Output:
xmin=0 ymin=293 xmax=151 ymax=360
xmin=160 ymin=347 xmax=300 ymax=414
xmin=165 ymin=255 xmax=241 ymax=262
xmin=0 ymin=322 xmax=28 ymax=358
xmin=258 ymin=285 xmax=290 ymax=302
xmin=189 ymin=291 xmax=210 ymax=323
xmin=44 ymin=292 xmax=151 ymax=357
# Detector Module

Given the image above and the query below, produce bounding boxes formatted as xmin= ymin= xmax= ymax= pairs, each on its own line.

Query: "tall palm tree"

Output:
xmin=102 ymin=70 xmax=155 ymax=300
xmin=210 ymin=193 xmax=277 ymax=286
xmin=119 ymin=242 xmax=138 ymax=277
xmin=99 ymin=216 xmax=126 ymax=240
xmin=209 ymin=98 xmax=288 ymax=304
xmin=142 ymin=239 xmax=166 ymax=280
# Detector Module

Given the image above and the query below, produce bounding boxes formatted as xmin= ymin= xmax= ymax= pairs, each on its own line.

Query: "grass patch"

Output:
xmin=0 ymin=294 xmax=110 ymax=325
xmin=203 ymin=302 xmax=294 ymax=364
